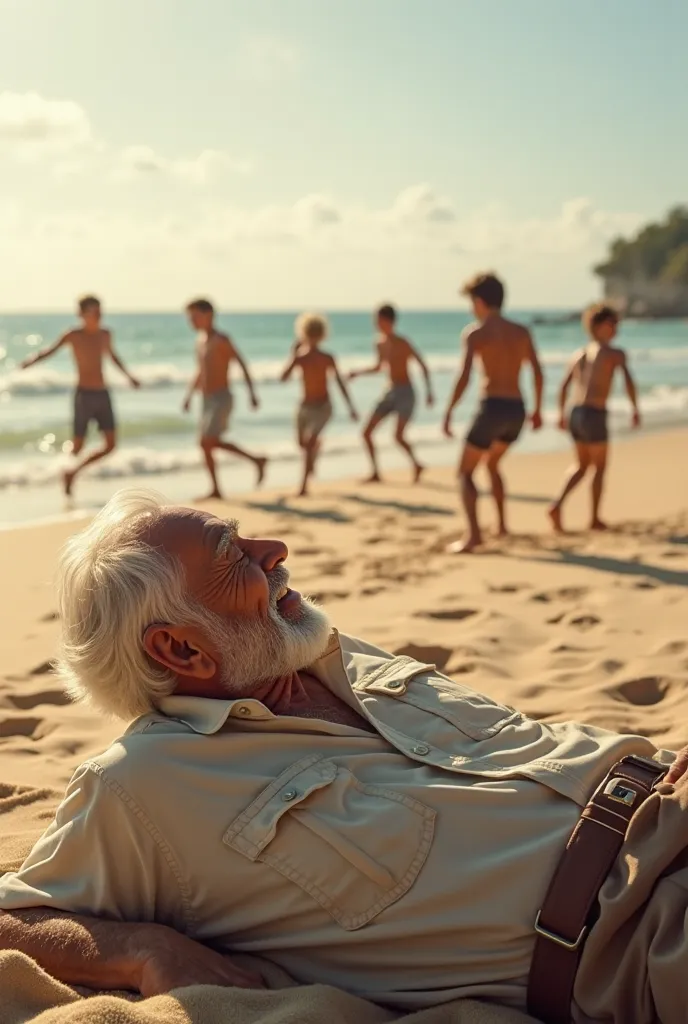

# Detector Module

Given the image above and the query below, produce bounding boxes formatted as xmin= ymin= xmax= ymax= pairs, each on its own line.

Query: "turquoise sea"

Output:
xmin=0 ymin=310 xmax=686 ymax=525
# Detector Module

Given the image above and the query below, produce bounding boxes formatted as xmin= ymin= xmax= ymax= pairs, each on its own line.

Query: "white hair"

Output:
xmin=56 ymin=489 xmax=212 ymax=721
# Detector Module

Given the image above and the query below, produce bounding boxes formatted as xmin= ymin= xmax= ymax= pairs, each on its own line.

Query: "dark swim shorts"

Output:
xmin=465 ymin=397 xmax=526 ymax=451
xmin=73 ymin=388 xmax=115 ymax=437
xmin=569 ymin=405 xmax=608 ymax=445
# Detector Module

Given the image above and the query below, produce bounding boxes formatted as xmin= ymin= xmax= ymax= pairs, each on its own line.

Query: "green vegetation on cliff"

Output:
xmin=595 ymin=206 xmax=688 ymax=285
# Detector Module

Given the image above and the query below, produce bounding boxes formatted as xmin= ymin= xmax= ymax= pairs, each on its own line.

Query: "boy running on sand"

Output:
xmin=281 ymin=313 xmax=358 ymax=497
xmin=443 ymin=272 xmax=544 ymax=554
xmin=549 ymin=303 xmax=640 ymax=533
xmin=182 ymin=298 xmax=266 ymax=500
xmin=19 ymin=295 xmax=140 ymax=498
xmin=349 ymin=304 xmax=433 ymax=483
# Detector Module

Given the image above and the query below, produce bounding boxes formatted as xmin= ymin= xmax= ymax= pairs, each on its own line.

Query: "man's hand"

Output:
xmin=19 ymin=357 xmax=34 ymax=371
xmin=347 ymin=371 xmax=358 ymax=381
xmin=349 ymin=408 xmax=359 ymax=422
xmin=632 ymin=408 xmax=641 ymax=429
xmin=531 ymin=410 xmax=543 ymax=431
xmin=250 ymin=393 xmax=260 ymax=410
xmin=426 ymin=392 xmax=435 ymax=409
xmin=665 ymin=746 xmax=688 ymax=786
xmin=137 ymin=929 xmax=265 ymax=997
xmin=182 ymin=396 xmax=191 ymax=414
xmin=442 ymin=414 xmax=453 ymax=439
xmin=129 ymin=376 xmax=141 ymax=390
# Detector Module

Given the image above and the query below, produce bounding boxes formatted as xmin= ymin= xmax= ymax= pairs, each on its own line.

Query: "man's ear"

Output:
xmin=143 ymin=624 xmax=218 ymax=680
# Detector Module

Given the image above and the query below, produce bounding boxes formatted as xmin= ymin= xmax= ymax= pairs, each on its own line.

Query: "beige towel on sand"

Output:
xmin=0 ymin=784 xmax=539 ymax=1024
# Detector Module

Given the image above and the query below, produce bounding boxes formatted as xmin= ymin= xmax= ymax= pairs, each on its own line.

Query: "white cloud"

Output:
xmin=0 ymin=91 xmax=92 ymax=157
xmin=0 ymin=91 xmax=251 ymax=183
xmin=115 ymin=144 xmax=251 ymax=183
xmin=293 ymin=194 xmax=341 ymax=227
xmin=0 ymin=186 xmax=640 ymax=259
xmin=455 ymin=198 xmax=643 ymax=256
xmin=236 ymin=35 xmax=300 ymax=82
xmin=388 ymin=184 xmax=457 ymax=226
xmin=0 ymin=185 xmax=643 ymax=309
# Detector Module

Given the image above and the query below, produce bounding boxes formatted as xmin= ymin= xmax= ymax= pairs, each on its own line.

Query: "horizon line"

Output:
xmin=0 ymin=304 xmax=584 ymax=317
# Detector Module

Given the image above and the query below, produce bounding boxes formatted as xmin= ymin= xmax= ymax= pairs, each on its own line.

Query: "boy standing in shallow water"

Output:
xmin=19 ymin=295 xmax=140 ymax=498
xmin=280 ymin=313 xmax=358 ymax=497
xmin=182 ymin=298 xmax=267 ymax=500
xmin=549 ymin=303 xmax=640 ymax=533
xmin=349 ymin=304 xmax=433 ymax=483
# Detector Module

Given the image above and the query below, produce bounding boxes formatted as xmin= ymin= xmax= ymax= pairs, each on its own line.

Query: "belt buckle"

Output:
xmin=534 ymin=911 xmax=587 ymax=951
xmin=603 ymin=778 xmax=639 ymax=807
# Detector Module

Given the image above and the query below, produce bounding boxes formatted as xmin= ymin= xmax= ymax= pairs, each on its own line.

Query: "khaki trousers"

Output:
xmin=573 ymin=774 xmax=688 ymax=1023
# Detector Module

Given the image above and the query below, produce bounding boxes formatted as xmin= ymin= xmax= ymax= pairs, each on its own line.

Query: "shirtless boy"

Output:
xmin=348 ymin=304 xmax=433 ymax=483
xmin=19 ymin=295 xmax=139 ymax=497
xmin=549 ymin=303 xmax=640 ymax=533
xmin=280 ymin=313 xmax=358 ymax=497
xmin=182 ymin=298 xmax=266 ymax=500
xmin=443 ymin=272 xmax=544 ymax=553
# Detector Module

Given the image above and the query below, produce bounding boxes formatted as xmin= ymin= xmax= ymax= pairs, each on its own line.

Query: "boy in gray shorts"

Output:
xmin=349 ymin=304 xmax=433 ymax=483
xmin=281 ymin=313 xmax=358 ymax=496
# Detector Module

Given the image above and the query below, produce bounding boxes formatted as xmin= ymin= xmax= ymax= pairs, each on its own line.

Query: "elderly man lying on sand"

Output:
xmin=1 ymin=491 xmax=688 ymax=1024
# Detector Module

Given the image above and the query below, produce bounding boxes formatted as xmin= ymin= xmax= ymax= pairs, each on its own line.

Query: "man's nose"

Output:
xmin=244 ymin=538 xmax=288 ymax=571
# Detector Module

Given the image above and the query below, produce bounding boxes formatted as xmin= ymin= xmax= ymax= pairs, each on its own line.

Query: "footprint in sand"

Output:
xmin=6 ymin=690 xmax=71 ymax=711
xmin=653 ymin=640 xmax=687 ymax=657
xmin=550 ymin=642 xmax=593 ymax=654
xmin=488 ymin=583 xmax=531 ymax=594
xmin=610 ymin=676 xmax=669 ymax=706
xmin=40 ymin=611 xmax=59 ymax=622
xmin=532 ymin=587 xmax=589 ymax=604
xmin=308 ymin=590 xmax=350 ymax=604
xmin=394 ymin=644 xmax=452 ymax=671
xmin=316 ymin=560 xmax=347 ymax=576
xmin=599 ymin=659 xmax=626 ymax=674
xmin=568 ymin=614 xmax=601 ymax=631
xmin=417 ymin=608 xmax=479 ymax=623
xmin=0 ymin=716 xmax=45 ymax=739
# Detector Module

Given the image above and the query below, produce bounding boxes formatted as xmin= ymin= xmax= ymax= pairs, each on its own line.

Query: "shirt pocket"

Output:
xmin=223 ymin=754 xmax=435 ymax=931
xmin=359 ymin=655 xmax=521 ymax=741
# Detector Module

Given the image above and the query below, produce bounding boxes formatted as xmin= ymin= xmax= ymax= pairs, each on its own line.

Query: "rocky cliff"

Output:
xmin=595 ymin=206 xmax=688 ymax=318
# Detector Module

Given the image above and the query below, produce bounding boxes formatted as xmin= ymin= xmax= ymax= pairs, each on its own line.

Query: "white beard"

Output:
xmin=194 ymin=588 xmax=332 ymax=696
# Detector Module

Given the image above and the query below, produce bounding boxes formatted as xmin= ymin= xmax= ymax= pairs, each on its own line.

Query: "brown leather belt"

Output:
xmin=527 ymin=754 xmax=668 ymax=1024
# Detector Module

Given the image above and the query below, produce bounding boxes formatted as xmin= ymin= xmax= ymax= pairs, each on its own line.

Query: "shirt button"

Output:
xmin=387 ymin=680 xmax=403 ymax=690
xmin=282 ymin=789 xmax=298 ymax=802
xmin=236 ymin=705 xmax=252 ymax=716
xmin=413 ymin=744 xmax=430 ymax=756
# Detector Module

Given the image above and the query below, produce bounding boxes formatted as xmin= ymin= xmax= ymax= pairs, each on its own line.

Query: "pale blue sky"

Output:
xmin=1 ymin=0 xmax=686 ymax=310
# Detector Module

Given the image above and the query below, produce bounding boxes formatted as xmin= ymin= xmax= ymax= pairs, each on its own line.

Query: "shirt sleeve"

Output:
xmin=0 ymin=762 xmax=187 ymax=932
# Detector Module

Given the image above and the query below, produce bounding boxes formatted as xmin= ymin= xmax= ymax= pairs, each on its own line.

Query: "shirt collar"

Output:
xmin=153 ymin=629 xmax=343 ymax=736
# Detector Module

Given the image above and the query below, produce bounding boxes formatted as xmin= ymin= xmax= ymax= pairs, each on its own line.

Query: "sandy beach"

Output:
xmin=1 ymin=425 xmax=687 ymax=803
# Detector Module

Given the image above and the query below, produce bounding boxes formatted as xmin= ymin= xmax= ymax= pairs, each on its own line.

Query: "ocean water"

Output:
xmin=0 ymin=310 xmax=686 ymax=525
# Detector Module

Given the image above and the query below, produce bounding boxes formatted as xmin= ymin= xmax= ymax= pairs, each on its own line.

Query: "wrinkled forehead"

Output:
xmin=143 ymin=506 xmax=239 ymax=565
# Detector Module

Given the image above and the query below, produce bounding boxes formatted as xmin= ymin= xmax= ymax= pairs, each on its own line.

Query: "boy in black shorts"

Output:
xmin=548 ymin=303 xmax=641 ymax=533
xmin=443 ymin=273 xmax=543 ymax=553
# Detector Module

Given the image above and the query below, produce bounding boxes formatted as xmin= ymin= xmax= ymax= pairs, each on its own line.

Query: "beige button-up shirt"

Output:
xmin=0 ymin=632 xmax=667 ymax=1010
